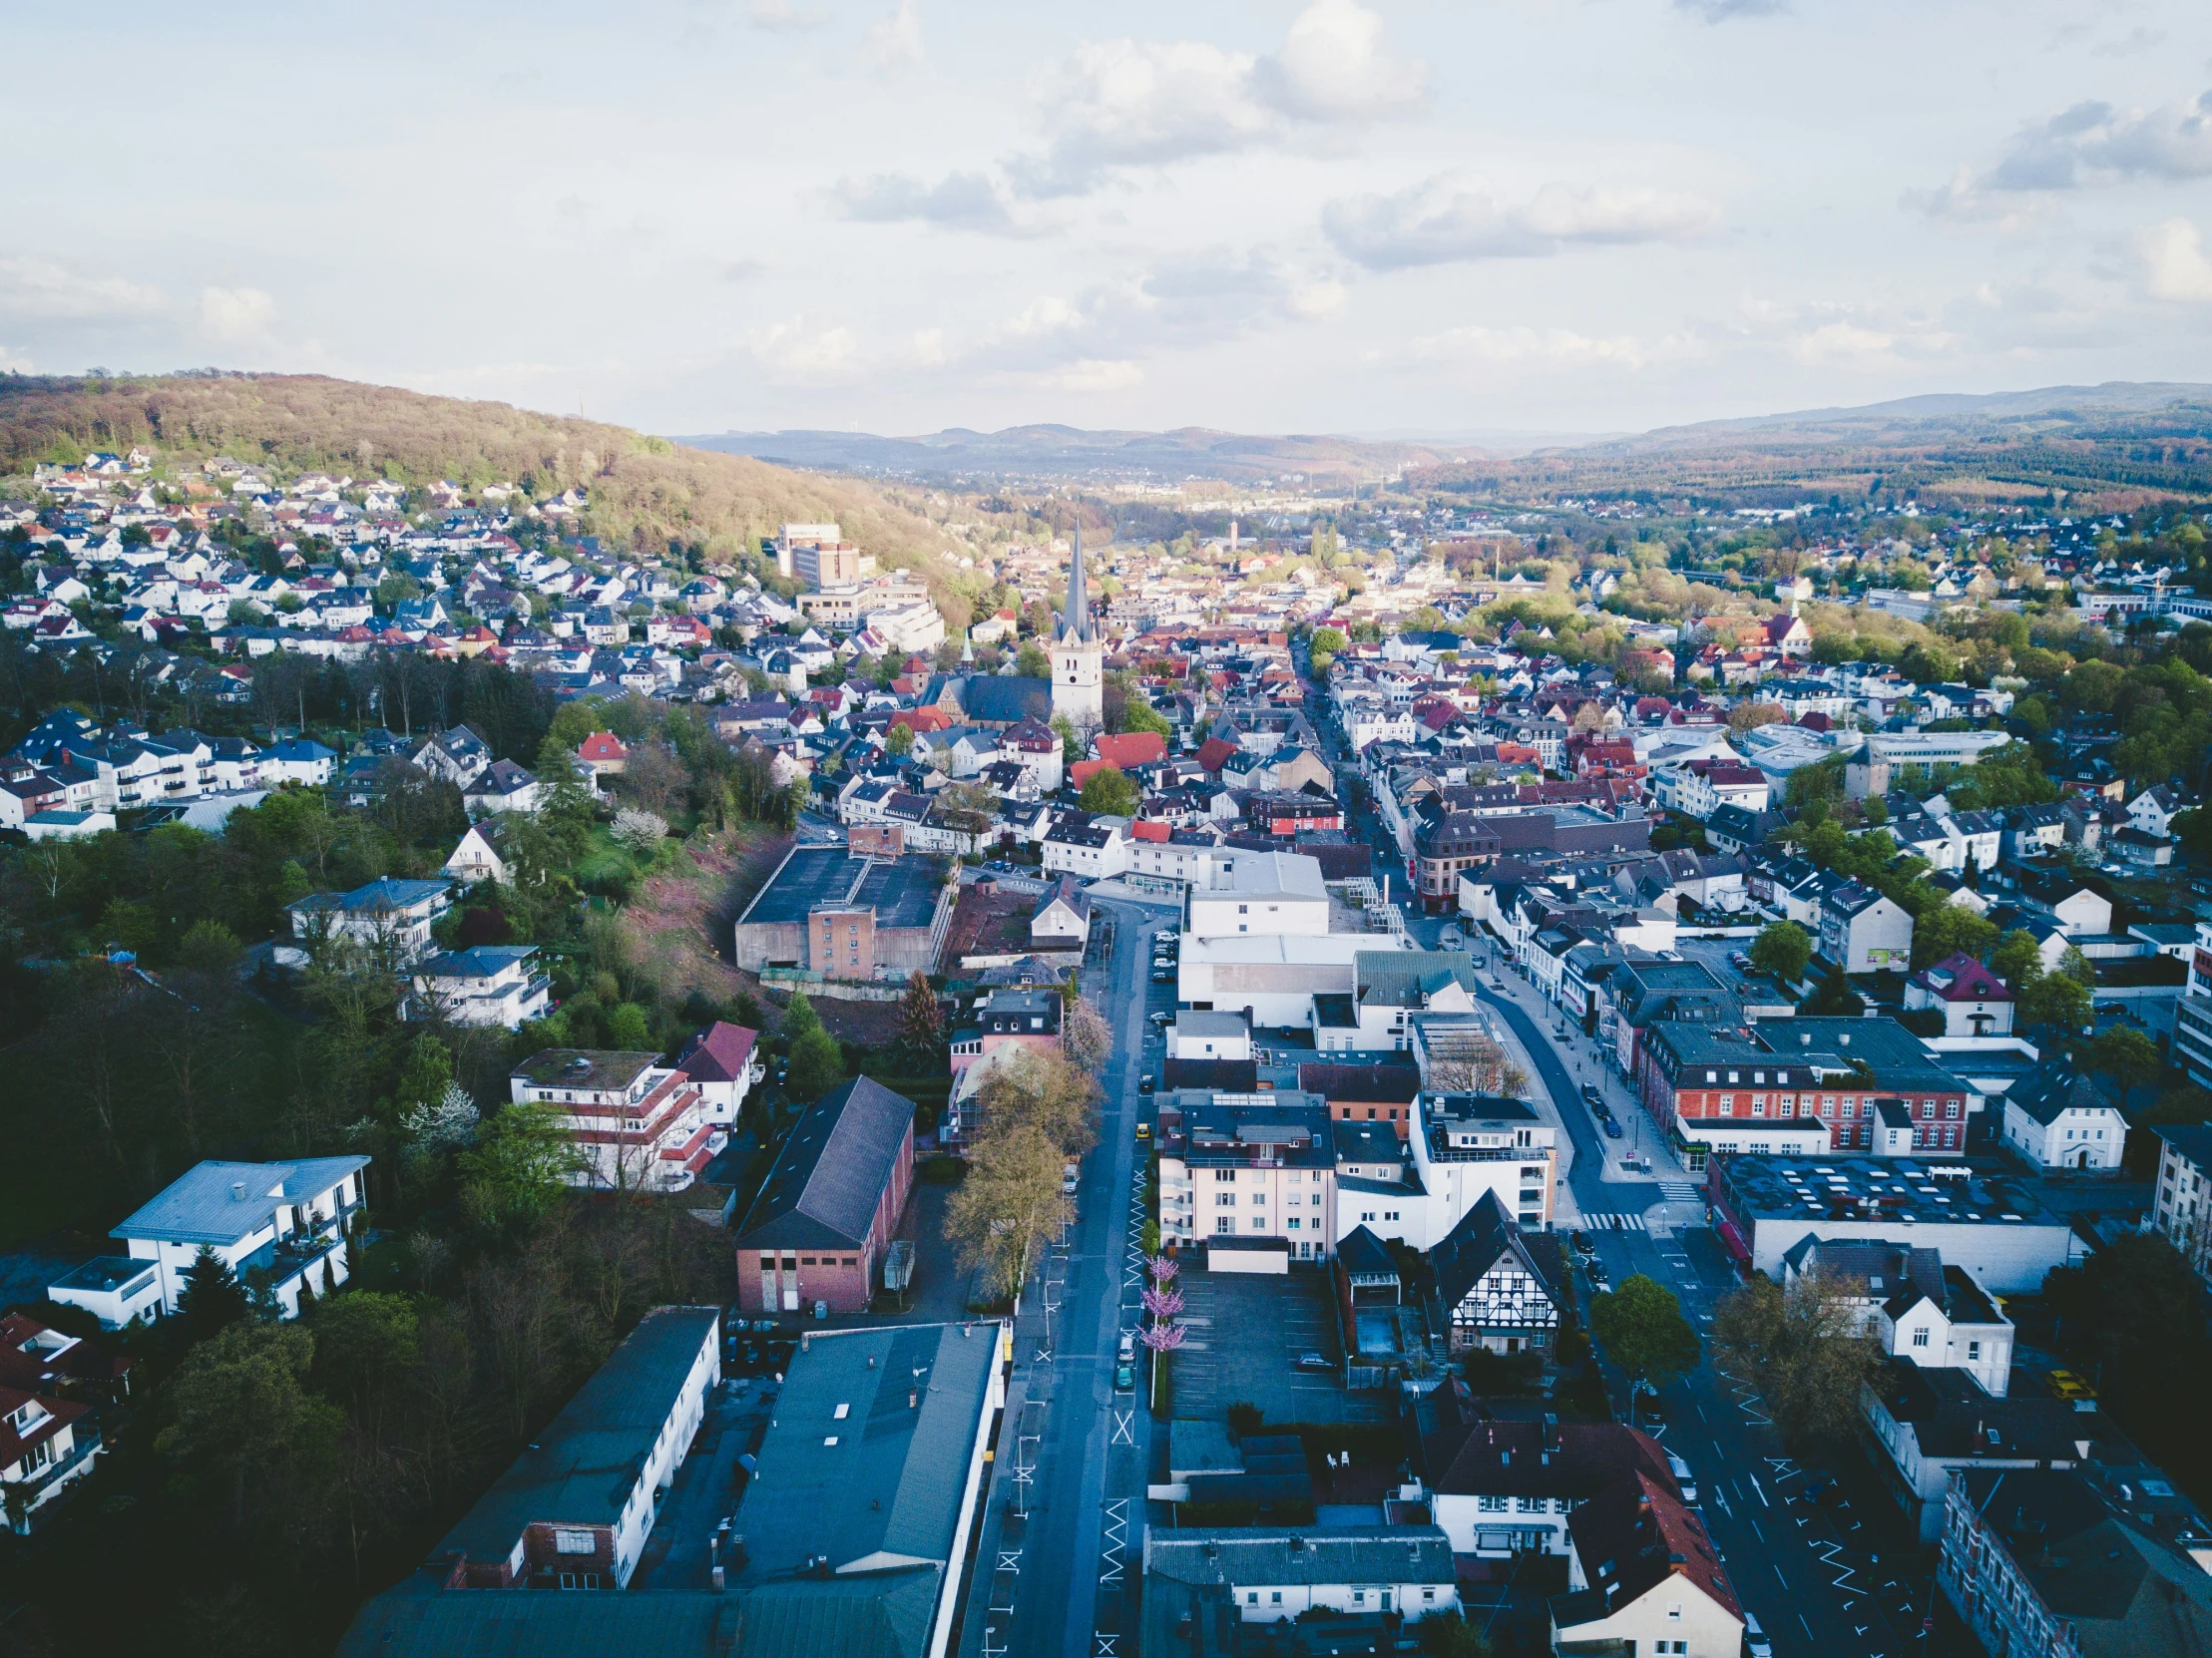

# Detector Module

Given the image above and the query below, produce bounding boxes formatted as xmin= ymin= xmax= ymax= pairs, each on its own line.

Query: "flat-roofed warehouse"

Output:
xmin=732 ymin=844 xmax=958 ymax=981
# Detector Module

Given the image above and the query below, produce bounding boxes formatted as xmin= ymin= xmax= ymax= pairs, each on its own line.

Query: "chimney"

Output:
xmin=1839 ymin=1033 xmax=1851 ymax=1046
xmin=231 ymin=1180 xmax=246 ymax=1201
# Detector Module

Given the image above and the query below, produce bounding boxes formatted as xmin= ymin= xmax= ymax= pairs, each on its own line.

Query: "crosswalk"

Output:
xmin=1580 ymin=1212 xmax=1648 ymax=1232
xmin=1658 ymin=1181 xmax=1703 ymax=1207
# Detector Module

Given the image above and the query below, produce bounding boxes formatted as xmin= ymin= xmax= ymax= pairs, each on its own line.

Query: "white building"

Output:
xmin=1168 ymin=1011 xmax=1254 ymax=1062
xmin=1818 ymin=881 xmax=1914 ymax=974
xmin=404 ymin=945 xmax=551 ymax=1029
xmin=1780 ymin=1235 xmax=2014 ymax=1397
xmin=1999 ymin=1058 xmax=2127 ymax=1172
xmin=1903 ymin=952 xmax=2015 ymax=1037
xmin=511 ymin=1048 xmax=716 ymax=1193
xmin=286 ymin=876 xmax=453 ymax=964
xmin=1185 ymin=850 xmax=1331 ymax=938
xmin=1143 ymin=1526 xmax=1460 ymax=1627
xmin=2150 ymin=1125 xmax=2212 ymax=1282
xmin=49 ymin=1156 xmax=369 ymax=1324
xmin=1178 ymin=932 xmax=1401 ymax=1031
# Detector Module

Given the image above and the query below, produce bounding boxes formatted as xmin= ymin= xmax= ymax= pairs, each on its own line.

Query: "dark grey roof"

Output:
xmin=736 ymin=1322 xmax=994 ymax=1566
xmin=338 ymin=1580 xmax=742 ymax=1658
xmin=1429 ymin=1190 xmax=1558 ymax=1312
xmin=2159 ymin=1124 xmax=2212 ymax=1173
xmin=435 ymin=1307 xmax=720 ymax=1563
xmin=734 ymin=1077 xmax=917 ymax=1251
xmin=1144 ymin=1525 xmax=1454 ymax=1591
xmin=957 ymin=676 xmax=1050 ymax=726
xmin=2006 ymin=1057 xmax=2118 ymax=1127
xmin=1336 ymin=1225 xmax=1399 ymax=1284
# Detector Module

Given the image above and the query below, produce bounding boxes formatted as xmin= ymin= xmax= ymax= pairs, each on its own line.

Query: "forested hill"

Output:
xmin=0 ymin=372 xmax=976 ymax=620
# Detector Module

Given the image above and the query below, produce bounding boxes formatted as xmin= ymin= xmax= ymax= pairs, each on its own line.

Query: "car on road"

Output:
xmin=1602 ymin=1116 xmax=1623 ymax=1138
xmin=1295 ymin=1353 xmax=1335 ymax=1372
xmin=1118 ymin=1331 xmax=1137 ymax=1364
xmin=1149 ymin=1012 xmax=1170 ymax=1025
xmin=1135 ymin=1120 xmax=1151 ymax=1141
xmin=1665 ymin=1451 xmax=1698 ymax=1504
xmin=1580 ymin=1084 xmax=1601 ymax=1106
xmin=1569 ymin=1230 xmax=1593 ymax=1257
xmin=1137 ymin=1075 xmax=1155 ymax=1094
xmin=1585 ymin=1260 xmax=1610 ymax=1291
xmin=2047 ymin=1368 xmax=2097 ymax=1403
xmin=1114 ymin=1361 xmax=1135 ymax=1392
xmin=1729 ymin=951 xmax=1752 ymax=971
xmin=1063 ymin=1164 xmax=1080 ymax=1195
xmin=1742 ymin=1612 xmax=1773 ymax=1658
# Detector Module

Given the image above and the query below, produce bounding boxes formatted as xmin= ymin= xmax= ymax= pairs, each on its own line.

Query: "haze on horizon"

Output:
xmin=7 ymin=0 xmax=2212 ymax=442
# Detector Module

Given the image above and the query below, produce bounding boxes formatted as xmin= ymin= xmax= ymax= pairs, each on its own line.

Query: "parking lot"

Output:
xmin=1167 ymin=1263 xmax=1388 ymax=1427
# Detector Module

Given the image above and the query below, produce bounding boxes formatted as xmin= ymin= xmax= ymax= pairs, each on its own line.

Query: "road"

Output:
xmin=1306 ymin=663 xmax=1938 ymax=1658
xmin=967 ymin=890 xmax=1180 ymax=1658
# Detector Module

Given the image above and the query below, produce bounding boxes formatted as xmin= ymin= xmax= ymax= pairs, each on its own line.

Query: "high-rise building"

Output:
xmin=773 ymin=522 xmax=867 ymax=589
xmin=1051 ymin=525 xmax=1103 ymax=728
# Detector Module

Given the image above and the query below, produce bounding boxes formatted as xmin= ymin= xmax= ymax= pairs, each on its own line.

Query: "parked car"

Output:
xmin=1118 ymin=1331 xmax=1137 ymax=1364
xmin=1135 ymin=1120 xmax=1151 ymax=1140
xmin=1743 ymin=1613 xmax=1773 ymax=1658
xmin=1137 ymin=1075 xmax=1155 ymax=1094
xmin=1114 ymin=1361 xmax=1135 ymax=1393
xmin=1666 ymin=1451 xmax=1698 ymax=1504
xmin=1730 ymin=951 xmax=1752 ymax=971
xmin=1580 ymin=1084 xmax=1602 ymax=1106
xmin=1602 ymin=1117 xmax=1623 ymax=1138
xmin=1295 ymin=1353 xmax=1335 ymax=1372
xmin=1585 ymin=1260 xmax=1610 ymax=1291
xmin=1151 ymin=969 xmax=1174 ymax=984
xmin=1149 ymin=1012 xmax=1170 ymax=1026
xmin=1569 ymin=1230 xmax=1593 ymax=1257
xmin=1063 ymin=1164 xmax=1080 ymax=1195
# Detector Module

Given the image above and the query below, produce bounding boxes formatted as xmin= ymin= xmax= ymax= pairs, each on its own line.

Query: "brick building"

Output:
xmin=732 ymin=1076 xmax=917 ymax=1314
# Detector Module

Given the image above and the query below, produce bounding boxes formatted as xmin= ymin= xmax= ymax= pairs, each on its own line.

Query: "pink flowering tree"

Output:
xmin=1138 ymin=1316 xmax=1186 ymax=1410
xmin=1148 ymin=1254 xmax=1178 ymax=1284
xmin=1142 ymin=1284 xmax=1184 ymax=1322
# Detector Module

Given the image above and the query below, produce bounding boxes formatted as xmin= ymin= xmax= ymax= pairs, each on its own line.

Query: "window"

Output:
xmin=1478 ymin=1494 xmax=1509 ymax=1512
xmin=556 ymin=1529 xmax=597 ymax=1555
xmin=1968 ymin=1341 xmax=1981 ymax=1360
xmin=1272 ymin=1591 xmax=1283 ymax=1604
xmin=1217 ymin=1192 xmax=1235 ymax=1207
xmin=1250 ymin=1217 xmax=1267 ymax=1231
xmin=1247 ymin=1592 xmax=1259 ymax=1605
xmin=1666 ymin=1602 xmax=1683 ymax=1621
xmin=1923 ymin=1101 xmax=1936 ymax=1119
xmin=1912 ymin=1327 xmax=1930 ymax=1348
xmin=1947 ymin=1100 xmax=1962 ymax=1118
xmin=1517 ymin=1496 xmax=1545 ymax=1512
xmin=1216 ymin=1216 xmax=1234 ymax=1234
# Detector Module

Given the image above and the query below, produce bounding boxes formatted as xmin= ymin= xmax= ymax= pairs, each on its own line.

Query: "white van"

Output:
xmin=1666 ymin=1451 xmax=1698 ymax=1505
xmin=1742 ymin=1612 xmax=1773 ymax=1658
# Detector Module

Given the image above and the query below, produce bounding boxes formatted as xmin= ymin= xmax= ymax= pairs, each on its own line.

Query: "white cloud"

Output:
xmin=911 ymin=328 xmax=947 ymax=367
xmin=1252 ymin=0 xmax=1424 ymax=124
xmin=1674 ymin=0 xmax=1788 ymax=19
xmin=198 ymin=285 xmax=277 ymax=343
xmin=745 ymin=316 xmax=861 ymax=378
xmin=0 ymin=256 xmax=166 ymax=321
xmin=1922 ymin=88 xmax=2212 ymax=210
xmin=1416 ymin=324 xmax=1674 ymax=367
xmin=1046 ymin=359 xmax=1143 ymax=392
xmin=831 ymin=170 xmax=1024 ymax=233
xmin=867 ymin=0 xmax=924 ymax=73
xmin=748 ymin=0 xmax=826 ymax=31
xmin=1324 ymin=176 xmax=1719 ymax=269
xmin=2138 ymin=218 xmax=2212 ymax=301
xmin=1010 ymin=1 xmax=1421 ymax=198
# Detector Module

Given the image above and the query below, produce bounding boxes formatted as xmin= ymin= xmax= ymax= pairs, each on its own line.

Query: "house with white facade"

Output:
xmin=1903 ymin=952 xmax=2014 ymax=1036
xmin=404 ymin=945 xmax=551 ymax=1028
xmin=2000 ymin=1056 xmax=2128 ymax=1172
xmin=1142 ymin=1526 xmax=1460 ymax=1633
xmin=1818 ymin=880 xmax=1914 ymax=973
xmin=1429 ymin=1190 xmax=1561 ymax=1356
xmin=1185 ymin=850 xmax=1331 ymax=938
xmin=2150 ymin=1125 xmax=2212 ymax=1282
xmin=443 ymin=822 xmax=510 ymax=886
xmin=287 ymin=876 xmax=452 ymax=964
xmin=1041 ymin=810 xmax=1130 ymax=880
xmin=675 ymin=1021 xmax=761 ymax=1129
xmin=1780 ymin=1235 xmax=2013 ymax=1396
xmin=1 ymin=1384 xmax=100 ymax=1533
xmin=1313 ymin=951 xmax=1484 ymax=1053
xmin=47 ymin=1156 xmax=369 ymax=1325
xmin=511 ymin=1048 xmax=716 ymax=1193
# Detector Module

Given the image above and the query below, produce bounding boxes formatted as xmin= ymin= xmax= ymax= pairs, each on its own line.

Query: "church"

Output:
xmin=1051 ymin=525 xmax=1104 ymax=729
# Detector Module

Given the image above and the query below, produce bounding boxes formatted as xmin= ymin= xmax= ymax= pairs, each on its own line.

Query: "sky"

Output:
xmin=7 ymin=0 xmax=2212 ymax=441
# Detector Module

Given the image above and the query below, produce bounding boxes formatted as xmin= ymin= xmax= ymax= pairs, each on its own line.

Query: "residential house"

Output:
xmin=443 ymin=822 xmax=510 ymax=885
xmin=1296 ymin=1061 xmax=1423 ymax=1141
xmin=575 ymin=730 xmax=630 ymax=785
xmin=1029 ymin=875 xmax=1092 ymax=949
xmin=1548 ymin=1471 xmax=1742 ymax=1658
xmin=947 ymin=988 xmax=1063 ymax=1082
xmin=405 ymin=946 xmax=551 ymax=1029
xmin=1819 ymin=880 xmax=1914 ymax=973
xmin=1428 ymin=1190 xmax=1562 ymax=1356
xmin=731 ymin=1076 xmax=917 ymax=1313
xmin=2150 ymin=1125 xmax=2212 ymax=1282
xmin=2001 ymin=1056 xmax=2127 ymax=1172
xmin=1778 ymin=1236 xmax=2013 ymax=1396
xmin=287 ymin=876 xmax=452 ymax=964
xmin=2126 ymin=782 xmax=2195 ymax=839
xmin=1 ymin=1383 xmax=99 ymax=1534
xmin=463 ymin=758 xmax=540 ymax=815
xmin=1141 ymin=1526 xmax=1461 ymax=1639
xmin=511 ymin=1049 xmax=715 ymax=1194
xmin=1314 ymin=952 xmax=1484 ymax=1054
xmin=1902 ymin=952 xmax=2015 ymax=1036
xmin=1158 ymin=1091 xmax=1338 ymax=1263
xmin=47 ymin=1156 xmax=368 ymax=1325
xmin=675 ymin=1021 xmax=761 ymax=1129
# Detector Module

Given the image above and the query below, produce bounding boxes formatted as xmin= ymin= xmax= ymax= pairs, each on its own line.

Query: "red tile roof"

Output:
xmin=577 ymin=731 xmax=629 ymax=761
xmin=679 ymin=1021 xmax=759 ymax=1082
xmin=1095 ymin=731 xmax=1166 ymax=769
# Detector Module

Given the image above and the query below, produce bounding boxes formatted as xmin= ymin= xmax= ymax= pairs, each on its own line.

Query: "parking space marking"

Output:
xmin=1111 ymin=1411 xmax=1134 ymax=1447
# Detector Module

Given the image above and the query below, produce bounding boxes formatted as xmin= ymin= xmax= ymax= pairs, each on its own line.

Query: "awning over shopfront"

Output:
xmin=1717 ymin=1218 xmax=1752 ymax=1261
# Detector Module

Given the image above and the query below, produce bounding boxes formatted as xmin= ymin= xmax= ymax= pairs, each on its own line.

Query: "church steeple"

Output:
xmin=1061 ymin=522 xmax=1093 ymax=644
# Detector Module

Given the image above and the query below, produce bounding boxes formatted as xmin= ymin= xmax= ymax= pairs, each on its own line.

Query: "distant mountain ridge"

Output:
xmin=674 ymin=423 xmax=1461 ymax=486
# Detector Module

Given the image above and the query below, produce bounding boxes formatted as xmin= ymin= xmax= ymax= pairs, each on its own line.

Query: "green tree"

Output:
xmin=607 ymin=1002 xmax=654 ymax=1050
xmin=885 ymin=721 xmax=915 ymax=756
xmin=457 ymin=1101 xmax=578 ymax=1233
xmin=177 ymin=918 xmax=243 ymax=978
xmin=156 ymin=1322 xmax=345 ymax=1536
xmin=1120 ymin=694 xmax=1172 ymax=738
xmin=308 ymin=1291 xmax=421 ymax=1443
xmin=1309 ymin=625 xmax=1348 ymax=667
xmin=783 ymin=990 xmax=822 ymax=1046
xmin=1588 ymin=1273 xmax=1700 ymax=1388
xmin=178 ymin=1245 xmax=249 ymax=1344
xmin=1990 ymin=929 xmax=2045 ymax=990
xmin=1710 ymin=1270 xmax=1879 ymax=1447
xmin=1016 ymin=642 xmax=1051 ymax=679
xmin=2088 ymin=1027 xmax=2159 ymax=1115
xmin=1079 ymin=764 xmax=1139 ymax=816
xmin=787 ymin=1024 xmax=845 ymax=1101
xmin=2019 ymin=971 xmax=2090 ymax=1034
xmin=1911 ymin=903 xmax=1999 ymax=971
xmin=898 ymin=971 xmax=944 ymax=1069
xmin=1749 ymin=921 xmax=1813 ymax=986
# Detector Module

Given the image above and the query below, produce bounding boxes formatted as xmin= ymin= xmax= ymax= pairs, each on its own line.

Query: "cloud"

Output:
xmin=831 ymin=171 xmax=1024 ymax=234
xmin=867 ymin=0 xmax=924 ymax=72
xmin=723 ymin=259 xmax=767 ymax=282
xmin=1414 ymin=324 xmax=1679 ymax=368
xmin=744 ymin=316 xmax=861 ymax=378
xmin=2138 ymin=218 xmax=2212 ymax=302
xmin=199 ymin=286 xmax=277 ymax=343
xmin=1921 ymin=89 xmax=2212 ymax=211
xmin=1674 ymin=0 xmax=1788 ymax=18
xmin=1323 ymin=176 xmax=1720 ymax=269
xmin=0 ymin=256 xmax=166 ymax=321
xmin=1009 ymin=1 xmax=1422 ymax=198
xmin=748 ymin=0 xmax=826 ymax=30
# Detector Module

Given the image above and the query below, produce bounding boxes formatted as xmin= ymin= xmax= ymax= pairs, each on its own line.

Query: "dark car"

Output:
xmin=1114 ymin=1362 xmax=1136 ymax=1393
xmin=1569 ymin=1230 xmax=1593 ymax=1257
xmin=1585 ymin=1262 xmax=1610 ymax=1291
xmin=1581 ymin=1084 xmax=1602 ymax=1106
xmin=1603 ymin=1117 xmax=1623 ymax=1138
xmin=1137 ymin=1074 xmax=1155 ymax=1094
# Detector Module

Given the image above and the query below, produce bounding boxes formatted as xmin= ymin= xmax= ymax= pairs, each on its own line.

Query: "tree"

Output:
xmin=1079 ymin=764 xmax=1139 ymax=816
xmin=1016 ymin=642 xmax=1051 ymax=679
xmin=1911 ymin=902 xmax=1999 ymax=971
xmin=178 ymin=1245 xmax=249 ymax=1344
xmin=2020 ymin=971 xmax=2090 ymax=1034
xmin=1120 ymin=694 xmax=1172 ymax=738
xmin=2088 ymin=1027 xmax=2159 ymax=1114
xmin=1990 ymin=928 xmax=2045 ymax=991
xmin=782 ymin=990 xmax=822 ymax=1046
xmin=1309 ymin=625 xmax=1347 ymax=672
xmin=1064 ymin=999 xmax=1112 ymax=1074
xmin=1710 ymin=1270 xmax=1879 ymax=1447
xmin=970 ymin=1048 xmax=1100 ymax=1157
xmin=606 ymin=1002 xmax=654 ymax=1049
xmin=885 ymin=721 xmax=915 ymax=756
xmin=898 ymin=971 xmax=944 ymax=1069
xmin=787 ymin=1025 xmax=845 ymax=1100
xmin=1588 ymin=1273 xmax=1700 ymax=1388
xmin=457 ymin=1101 xmax=578 ymax=1233
xmin=156 ymin=1322 xmax=345 ymax=1537
xmin=945 ymin=1122 xmax=1067 ymax=1303
xmin=612 ymin=807 xmax=667 ymax=854
xmin=1749 ymin=921 xmax=1813 ymax=986
xmin=1727 ymin=701 xmax=1787 ymax=732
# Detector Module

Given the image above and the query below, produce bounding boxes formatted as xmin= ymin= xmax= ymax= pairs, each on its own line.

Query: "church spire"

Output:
xmin=1062 ymin=521 xmax=1093 ymax=644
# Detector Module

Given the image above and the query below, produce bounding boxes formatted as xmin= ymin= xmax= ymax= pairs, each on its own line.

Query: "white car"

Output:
xmin=1666 ymin=1451 xmax=1698 ymax=1505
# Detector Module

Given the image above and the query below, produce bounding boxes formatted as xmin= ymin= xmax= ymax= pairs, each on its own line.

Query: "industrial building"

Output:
xmin=731 ymin=843 xmax=957 ymax=981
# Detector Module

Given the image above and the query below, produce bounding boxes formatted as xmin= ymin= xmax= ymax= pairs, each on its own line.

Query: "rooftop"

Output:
xmin=1716 ymin=1154 xmax=2056 ymax=1228
xmin=733 ymin=1076 xmax=918 ymax=1252
xmin=112 ymin=1156 xmax=368 ymax=1246
xmin=737 ymin=845 xmax=951 ymax=930
xmin=513 ymin=1048 xmax=664 ymax=1091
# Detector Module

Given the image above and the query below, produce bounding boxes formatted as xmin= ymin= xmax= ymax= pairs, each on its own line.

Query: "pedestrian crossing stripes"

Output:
xmin=1580 ymin=1212 xmax=1647 ymax=1231
xmin=1657 ymin=1181 xmax=1703 ymax=1205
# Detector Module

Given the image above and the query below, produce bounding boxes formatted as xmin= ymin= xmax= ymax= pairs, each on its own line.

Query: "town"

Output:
xmin=5 ymin=408 xmax=2212 ymax=1658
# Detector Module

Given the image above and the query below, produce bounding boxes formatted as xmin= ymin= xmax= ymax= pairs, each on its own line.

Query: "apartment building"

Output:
xmin=510 ymin=1048 xmax=714 ymax=1195
xmin=1158 ymin=1091 xmax=1338 ymax=1262
xmin=2151 ymin=1125 xmax=2212 ymax=1281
